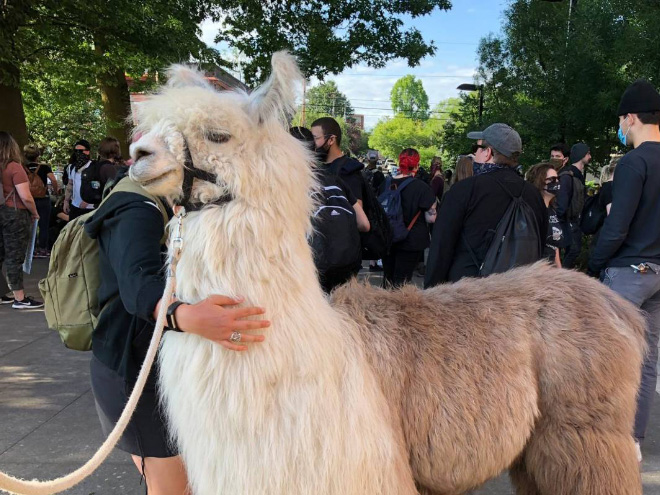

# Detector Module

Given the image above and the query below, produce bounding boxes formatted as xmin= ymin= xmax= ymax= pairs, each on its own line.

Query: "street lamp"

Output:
xmin=457 ymin=83 xmax=484 ymax=126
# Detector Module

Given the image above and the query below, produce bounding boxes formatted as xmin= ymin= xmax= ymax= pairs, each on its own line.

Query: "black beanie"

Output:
xmin=617 ymin=79 xmax=660 ymax=116
xmin=570 ymin=143 xmax=590 ymax=164
xmin=74 ymin=139 xmax=91 ymax=151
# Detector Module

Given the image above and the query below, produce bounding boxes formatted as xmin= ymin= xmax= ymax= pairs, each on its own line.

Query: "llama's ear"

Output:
xmin=249 ymin=51 xmax=303 ymax=125
xmin=165 ymin=64 xmax=212 ymax=89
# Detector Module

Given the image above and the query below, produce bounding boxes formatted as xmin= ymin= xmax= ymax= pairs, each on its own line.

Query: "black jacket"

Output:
xmin=85 ymin=188 xmax=172 ymax=383
xmin=327 ymin=156 xmax=365 ymax=201
xmin=589 ymin=141 xmax=660 ymax=273
xmin=556 ymin=164 xmax=585 ymax=223
xmin=425 ymin=167 xmax=548 ymax=287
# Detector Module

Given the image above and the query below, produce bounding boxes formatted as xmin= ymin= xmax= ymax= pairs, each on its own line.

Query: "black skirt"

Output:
xmin=90 ymin=355 xmax=177 ymax=458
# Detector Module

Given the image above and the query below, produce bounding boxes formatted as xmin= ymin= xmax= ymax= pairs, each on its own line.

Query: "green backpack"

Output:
xmin=39 ymin=178 xmax=169 ymax=351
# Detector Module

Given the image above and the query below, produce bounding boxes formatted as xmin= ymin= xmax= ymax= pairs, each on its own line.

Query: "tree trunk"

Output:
xmin=0 ymin=62 xmax=29 ymax=148
xmin=95 ymin=39 xmax=132 ymax=158
xmin=98 ymin=67 xmax=132 ymax=159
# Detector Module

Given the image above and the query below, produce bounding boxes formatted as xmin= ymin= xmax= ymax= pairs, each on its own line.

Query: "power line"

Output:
xmin=335 ymin=74 xmax=469 ymax=78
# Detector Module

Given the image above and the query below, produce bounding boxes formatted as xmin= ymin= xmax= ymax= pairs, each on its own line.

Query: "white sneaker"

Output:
xmin=634 ymin=439 xmax=642 ymax=463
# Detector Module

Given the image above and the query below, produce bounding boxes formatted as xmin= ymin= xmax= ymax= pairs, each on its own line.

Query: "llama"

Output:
xmin=128 ymin=52 xmax=645 ymax=495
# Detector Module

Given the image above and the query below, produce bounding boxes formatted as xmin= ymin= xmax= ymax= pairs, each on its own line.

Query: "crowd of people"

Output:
xmin=1 ymin=77 xmax=659 ymax=490
xmin=0 ymin=134 xmax=127 ymax=310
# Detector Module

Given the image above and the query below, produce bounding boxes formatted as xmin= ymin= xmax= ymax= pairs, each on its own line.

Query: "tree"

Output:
xmin=215 ymin=0 xmax=452 ymax=84
xmin=441 ymin=0 xmax=660 ymax=172
xmin=390 ymin=75 xmax=430 ymax=120
xmin=303 ymin=81 xmax=354 ymax=120
xmin=368 ymin=115 xmax=438 ymax=166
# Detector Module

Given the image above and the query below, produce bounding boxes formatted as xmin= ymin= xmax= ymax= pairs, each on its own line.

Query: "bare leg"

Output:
xmin=131 ymin=454 xmax=190 ymax=495
xmin=13 ymin=289 xmax=24 ymax=301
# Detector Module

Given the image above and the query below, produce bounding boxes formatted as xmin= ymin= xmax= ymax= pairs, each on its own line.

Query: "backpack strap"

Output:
xmin=407 ymin=210 xmax=422 ymax=231
xmin=395 ymin=177 xmax=415 ymax=193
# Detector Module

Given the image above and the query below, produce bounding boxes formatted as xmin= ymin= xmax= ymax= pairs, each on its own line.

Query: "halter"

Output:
xmin=179 ymin=141 xmax=233 ymax=211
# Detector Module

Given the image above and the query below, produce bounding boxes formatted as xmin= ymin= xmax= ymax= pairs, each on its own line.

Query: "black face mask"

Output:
xmin=545 ymin=181 xmax=560 ymax=195
xmin=315 ymin=138 xmax=331 ymax=163
xmin=70 ymin=149 xmax=89 ymax=170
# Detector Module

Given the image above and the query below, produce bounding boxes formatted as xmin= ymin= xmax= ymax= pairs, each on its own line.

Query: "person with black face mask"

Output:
xmin=64 ymin=139 xmax=95 ymax=220
xmin=526 ymin=162 xmax=564 ymax=268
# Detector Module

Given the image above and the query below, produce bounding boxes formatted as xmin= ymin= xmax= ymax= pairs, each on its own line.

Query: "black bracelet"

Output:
xmin=166 ymin=301 xmax=186 ymax=332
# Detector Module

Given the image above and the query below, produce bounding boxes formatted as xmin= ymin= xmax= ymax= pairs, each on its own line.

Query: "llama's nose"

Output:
xmin=133 ymin=147 xmax=153 ymax=161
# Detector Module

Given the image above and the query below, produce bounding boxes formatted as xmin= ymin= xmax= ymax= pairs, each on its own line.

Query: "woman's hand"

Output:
xmin=174 ymin=295 xmax=269 ymax=351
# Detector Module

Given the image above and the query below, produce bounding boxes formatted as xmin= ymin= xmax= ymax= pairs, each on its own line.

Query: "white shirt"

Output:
xmin=68 ymin=162 xmax=95 ymax=209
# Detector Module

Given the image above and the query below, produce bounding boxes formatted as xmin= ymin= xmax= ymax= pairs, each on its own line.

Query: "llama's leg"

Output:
xmin=508 ymin=456 xmax=540 ymax=495
xmin=523 ymin=422 xmax=641 ymax=495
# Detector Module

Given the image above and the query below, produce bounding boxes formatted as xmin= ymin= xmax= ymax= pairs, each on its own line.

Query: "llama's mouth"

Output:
xmin=141 ymin=169 xmax=175 ymax=186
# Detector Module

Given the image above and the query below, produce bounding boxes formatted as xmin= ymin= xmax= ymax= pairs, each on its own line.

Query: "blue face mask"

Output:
xmin=618 ymin=116 xmax=631 ymax=146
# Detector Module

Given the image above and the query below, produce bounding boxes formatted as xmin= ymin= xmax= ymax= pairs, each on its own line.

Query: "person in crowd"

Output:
xmin=443 ymin=168 xmax=453 ymax=186
xmin=526 ymin=162 xmax=563 ymax=267
xmin=379 ymin=149 xmax=436 ymax=287
xmin=425 ymin=124 xmax=547 ymax=287
xmin=363 ymin=150 xmax=385 ymax=194
xmin=84 ymin=166 xmax=271 ymax=494
xmin=599 ymin=156 xmax=620 ymax=216
xmin=556 ymin=142 xmax=590 ymax=269
xmin=24 ymin=144 xmax=59 ymax=257
xmin=97 ymin=137 xmax=127 ymax=190
xmin=451 ymin=155 xmax=474 ymax=186
xmin=429 ymin=156 xmax=444 ymax=201
xmin=311 ymin=117 xmax=364 ymax=206
xmin=0 ymin=132 xmax=43 ymax=309
xmin=63 ymin=139 xmax=96 ymax=220
xmin=290 ymin=126 xmax=369 ymax=292
xmin=588 ymin=80 xmax=660 ymax=462
xmin=549 ymin=143 xmax=570 ymax=170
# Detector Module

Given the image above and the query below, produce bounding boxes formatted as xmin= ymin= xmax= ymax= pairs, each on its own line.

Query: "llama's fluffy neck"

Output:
xmin=172 ymin=203 xmax=326 ymax=315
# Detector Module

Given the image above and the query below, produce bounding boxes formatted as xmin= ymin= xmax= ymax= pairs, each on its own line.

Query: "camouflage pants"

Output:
xmin=0 ymin=206 xmax=31 ymax=291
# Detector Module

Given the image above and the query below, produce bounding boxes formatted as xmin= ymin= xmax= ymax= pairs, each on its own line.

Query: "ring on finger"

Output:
xmin=229 ymin=331 xmax=242 ymax=343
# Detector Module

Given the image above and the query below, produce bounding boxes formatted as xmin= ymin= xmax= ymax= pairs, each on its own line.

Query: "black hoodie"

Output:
xmin=326 ymin=155 xmax=365 ymax=201
xmin=85 ymin=184 xmax=172 ymax=383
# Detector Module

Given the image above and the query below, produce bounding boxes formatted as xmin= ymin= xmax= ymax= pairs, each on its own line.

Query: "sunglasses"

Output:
xmin=545 ymin=177 xmax=559 ymax=184
xmin=471 ymin=144 xmax=488 ymax=154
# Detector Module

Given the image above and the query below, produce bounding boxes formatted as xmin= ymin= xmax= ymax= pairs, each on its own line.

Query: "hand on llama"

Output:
xmin=159 ymin=295 xmax=270 ymax=351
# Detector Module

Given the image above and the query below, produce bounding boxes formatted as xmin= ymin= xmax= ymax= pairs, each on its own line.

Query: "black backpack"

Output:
xmin=464 ymin=178 xmax=543 ymax=277
xmin=310 ymin=173 xmax=362 ymax=273
xmin=559 ymin=169 xmax=585 ymax=221
xmin=378 ymin=177 xmax=418 ymax=244
xmin=580 ymin=193 xmax=606 ymax=235
xmin=359 ymin=173 xmax=392 ymax=260
xmin=78 ymin=161 xmax=104 ymax=205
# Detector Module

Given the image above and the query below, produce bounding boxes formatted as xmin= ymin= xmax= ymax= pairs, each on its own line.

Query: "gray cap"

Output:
xmin=467 ymin=123 xmax=522 ymax=158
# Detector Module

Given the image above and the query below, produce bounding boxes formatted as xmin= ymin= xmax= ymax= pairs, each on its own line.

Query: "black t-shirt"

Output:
xmin=598 ymin=180 xmax=613 ymax=210
xmin=545 ymin=205 xmax=564 ymax=260
xmin=590 ymin=141 xmax=660 ymax=272
xmin=27 ymin=162 xmax=53 ymax=192
xmin=380 ymin=176 xmax=436 ymax=252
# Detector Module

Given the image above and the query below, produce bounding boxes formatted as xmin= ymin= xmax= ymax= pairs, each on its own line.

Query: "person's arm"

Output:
xmin=424 ymin=183 xmax=470 ymax=288
xmin=425 ymin=200 xmax=437 ymax=224
xmin=554 ymin=248 xmax=562 ymax=268
xmin=353 ymin=201 xmax=370 ymax=232
xmin=555 ymin=174 xmax=572 ymax=221
xmin=15 ymin=183 xmax=39 ymax=220
xmin=63 ymin=179 xmax=73 ymax=213
xmin=589 ymin=161 xmax=643 ymax=274
xmin=47 ymin=172 xmax=60 ymax=195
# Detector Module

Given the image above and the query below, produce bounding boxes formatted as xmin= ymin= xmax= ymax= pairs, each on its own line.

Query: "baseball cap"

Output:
xmin=467 ymin=123 xmax=522 ymax=158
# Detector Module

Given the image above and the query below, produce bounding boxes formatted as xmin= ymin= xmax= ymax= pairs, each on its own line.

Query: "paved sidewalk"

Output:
xmin=1 ymin=260 xmax=660 ymax=494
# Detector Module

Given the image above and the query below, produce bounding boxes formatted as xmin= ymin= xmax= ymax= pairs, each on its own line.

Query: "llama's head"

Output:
xmin=129 ymin=52 xmax=315 ymax=229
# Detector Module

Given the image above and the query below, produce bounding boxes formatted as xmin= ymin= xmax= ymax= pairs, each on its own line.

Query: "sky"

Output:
xmin=200 ymin=0 xmax=509 ymax=130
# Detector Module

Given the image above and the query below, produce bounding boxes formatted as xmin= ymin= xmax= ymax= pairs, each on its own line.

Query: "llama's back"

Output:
xmin=332 ymin=262 xmax=645 ymax=493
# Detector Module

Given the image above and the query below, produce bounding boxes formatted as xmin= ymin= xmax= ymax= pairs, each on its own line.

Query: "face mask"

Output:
xmin=315 ymin=139 xmax=330 ymax=163
xmin=545 ymin=181 xmax=560 ymax=195
xmin=71 ymin=149 xmax=89 ymax=169
xmin=618 ymin=116 xmax=631 ymax=147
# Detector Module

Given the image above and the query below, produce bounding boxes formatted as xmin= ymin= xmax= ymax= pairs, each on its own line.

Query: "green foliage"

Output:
xmin=368 ymin=115 xmax=439 ymax=166
xmin=215 ymin=0 xmax=452 ymax=84
xmin=390 ymin=75 xmax=430 ymax=120
xmin=441 ymin=0 xmax=660 ymax=173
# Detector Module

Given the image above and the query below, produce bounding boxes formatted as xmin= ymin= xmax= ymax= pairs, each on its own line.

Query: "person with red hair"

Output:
xmin=379 ymin=148 xmax=437 ymax=287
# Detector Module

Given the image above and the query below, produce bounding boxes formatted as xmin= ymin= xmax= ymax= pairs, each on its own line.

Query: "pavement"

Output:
xmin=2 ymin=260 xmax=660 ymax=494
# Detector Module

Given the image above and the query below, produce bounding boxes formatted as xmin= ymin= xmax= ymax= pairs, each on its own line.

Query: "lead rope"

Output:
xmin=0 ymin=208 xmax=187 ymax=495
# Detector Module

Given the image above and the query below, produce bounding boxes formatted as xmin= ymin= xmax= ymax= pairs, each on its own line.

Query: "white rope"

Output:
xmin=0 ymin=210 xmax=185 ymax=495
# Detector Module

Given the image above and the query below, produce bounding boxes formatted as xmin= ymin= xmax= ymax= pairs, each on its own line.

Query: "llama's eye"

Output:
xmin=205 ymin=131 xmax=230 ymax=144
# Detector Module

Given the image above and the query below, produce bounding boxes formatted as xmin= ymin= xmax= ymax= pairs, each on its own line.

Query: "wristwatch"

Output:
xmin=166 ymin=301 xmax=185 ymax=332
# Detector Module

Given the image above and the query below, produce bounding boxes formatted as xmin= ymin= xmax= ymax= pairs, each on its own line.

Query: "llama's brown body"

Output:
xmin=332 ymin=263 xmax=646 ymax=495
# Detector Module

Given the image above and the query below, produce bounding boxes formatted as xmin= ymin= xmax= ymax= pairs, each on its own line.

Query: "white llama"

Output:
xmin=128 ymin=53 xmax=417 ymax=495
xmin=128 ymin=52 xmax=645 ymax=495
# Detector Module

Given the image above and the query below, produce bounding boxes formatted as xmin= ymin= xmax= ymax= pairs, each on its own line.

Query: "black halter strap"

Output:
xmin=178 ymin=141 xmax=232 ymax=211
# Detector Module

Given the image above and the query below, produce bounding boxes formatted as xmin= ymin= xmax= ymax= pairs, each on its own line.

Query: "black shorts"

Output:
xmin=90 ymin=356 xmax=177 ymax=458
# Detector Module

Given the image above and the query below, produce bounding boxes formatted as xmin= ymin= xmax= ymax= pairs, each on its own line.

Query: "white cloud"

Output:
xmin=199 ymin=19 xmax=222 ymax=47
